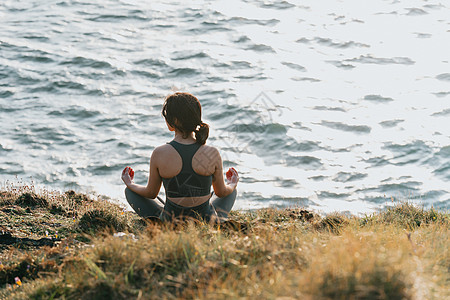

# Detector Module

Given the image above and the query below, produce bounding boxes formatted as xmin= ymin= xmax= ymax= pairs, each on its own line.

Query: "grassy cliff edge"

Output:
xmin=0 ymin=183 xmax=448 ymax=299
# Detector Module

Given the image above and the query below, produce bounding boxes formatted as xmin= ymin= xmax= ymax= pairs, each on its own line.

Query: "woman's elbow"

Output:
xmin=213 ymin=187 xmax=229 ymax=198
xmin=214 ymin=192 xmax=225 ymax=198
xmin=147 ymin=190 xmax=158 ymax=199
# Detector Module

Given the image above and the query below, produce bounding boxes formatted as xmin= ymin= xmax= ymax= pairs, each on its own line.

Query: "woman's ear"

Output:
xmin=166 ymin=120 xmax=175 ymax=132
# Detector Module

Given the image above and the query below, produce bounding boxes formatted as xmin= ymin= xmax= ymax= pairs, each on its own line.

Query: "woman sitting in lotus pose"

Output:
xmin=121 ymin=92 xmax=238 ymax=222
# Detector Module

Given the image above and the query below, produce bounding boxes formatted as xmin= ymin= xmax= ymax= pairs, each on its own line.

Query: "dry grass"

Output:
xmin=0 ymin=182 xmax=448 ymax=299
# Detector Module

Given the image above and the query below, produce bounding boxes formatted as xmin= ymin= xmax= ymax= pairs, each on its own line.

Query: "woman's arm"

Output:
xmin=211 ymin=148 xmax=239 ymax=198
xmin=121 ymin=148 xmax=162 ymax=199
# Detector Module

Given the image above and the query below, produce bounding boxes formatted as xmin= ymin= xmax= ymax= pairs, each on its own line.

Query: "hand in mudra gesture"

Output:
xmin=121 ymin=166 xmax=135 ymax=186
xmin=226 ymin=167 xmax=239 ymax=186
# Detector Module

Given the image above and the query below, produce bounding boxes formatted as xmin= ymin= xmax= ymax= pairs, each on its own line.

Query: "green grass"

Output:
xmin=0 ymin=182 xmax=448 ymax=299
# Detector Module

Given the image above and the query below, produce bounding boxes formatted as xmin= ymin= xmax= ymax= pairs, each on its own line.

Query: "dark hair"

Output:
xmin=162 ymin=92 xmax=209 ymax=145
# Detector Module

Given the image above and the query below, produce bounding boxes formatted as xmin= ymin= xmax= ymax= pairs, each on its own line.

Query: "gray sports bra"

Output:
xmin=161 ymin=141 xmax=212 ymax=198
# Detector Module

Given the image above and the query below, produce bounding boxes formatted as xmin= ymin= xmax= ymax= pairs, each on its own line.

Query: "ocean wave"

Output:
xmin=86 ymin=13 xmax=148 ymax=22
xmin=364 ymin=156 xmax=389 ymax=168
xmin=88 ymin=163 xmax=124 ymax=175
xmin=26 ymin=80 xmax=98 ymax=95
xmin=428 ymin=146 xmax=450 ymax=180
xmin=239 ymin=192 xmax=312 ymax=208
xmin=423 ymin=4 xmax=445 ymax=10
xmin=414 ymin=32 xmax=432 ymax=39
xmin=181 ymin=11 xmax=203 ymax=19
xmin=363 ymin=95 xmax=394 ymax=102
xmin=405 ymin=8 xmax=428 ymax=16
xmin=332 ymin=172 xmax=367 ymax=183
xmin=292 ymin=77 xmax=320 ymax=82
xmin=293 ymin=122 xmax=312 ymax=132
xmin=49 ymin=106 xmax=101 ymax=119
xmin=345 ymin=55 xmax=415 ymax=65
xmin=187 ymin=24 xmax=231 ymax=33
xmin=233 ymin=35 xmax=251 ymax=43
xmin=153 ymin=23 xmax=176 ymax=29
xmin=434 ymin=165 xmax=450 ymax=180
xmin=9 ymin=70 xmax=41 ymax=85
xmin=379 ymin=119 xmax=404 ymax=128
xmin=384 ymin=141 xmax=432 ymax=166
xmin=431 ymin=109 xmax=450 ymax=117
xmin=245 ymin=43 xmax=276 ymax=53
xmin=295 ymin=37 xmax=310 ymax=44
xmin=131 ymin=70 xmax=160 ymax=79
xmin=171 ymin=51 xmax=210 ymax=61
xmin=259 ymin=1 xmax=295 ymax=10
xmin=320 ymin=121 xmax=371 ymax=133
xmin=0 ymin=143 xmax=13 ymax=152
xmin=433 ymin=92 xmax=450 ymax=98
xmin=285 ymin=155 xmax=323 ymax=169
xmin=230 ymin=60 xmax=252 ymax=69
xmin=436 ymin=73 xmax=450 ymax=81
xmin=286 ymin=140 xmax=320 ymax=152
xmin=0 ymin=163 xmax=24 ymax=175
xmin=312 ymin=106 xmax=346 ymax=112
xmin=308 ymin=175 xmax=328 ymax=181
xmin=234 ymin=73 xmax=268 ymax=81
xmin=16 ymin=49 xmax=54 ymax=63
xmin=59 ymin=56 xmax=113 ymax=70
xmin=0 ymin=90 xmax=14 ymax=98
xmin=318 ymin=191 xmax=351 ymax=199
xmin=167 ymin=67 xmax=201 ymax=77
xmin=314 ymin=37 xmax=369 ymax=49
xmin=228 ymin=122 xmax=287 ymax=135
xmin=133 ymin=58 xmax=168 ymax=68
xmin=30 ymin=126 xmax=77 ymax=145
xmin=228 ymin=16 xmax=280 ymax=26
xmin=326 ymin=60 xmax=355 ymax=69
xmin=435 ymin=145 xmax=450 ymax=158
xmin=281 ymin=61 xmax=306 ymax=71
xmin=358 ymin=182 xmax=420 ymax=194
xmin=247 ymin=137 xmax=305 ymax=158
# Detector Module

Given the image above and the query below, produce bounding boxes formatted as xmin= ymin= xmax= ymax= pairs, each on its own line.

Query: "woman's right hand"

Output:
xmin=226 ymin=167 xmax=239 ymax=187
xmin=121 ymin=166 xmax=135 ymax=186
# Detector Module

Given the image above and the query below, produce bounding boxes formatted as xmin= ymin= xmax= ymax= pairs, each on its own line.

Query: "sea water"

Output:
xmin=0 ymin=0 xmax=449 ymax=214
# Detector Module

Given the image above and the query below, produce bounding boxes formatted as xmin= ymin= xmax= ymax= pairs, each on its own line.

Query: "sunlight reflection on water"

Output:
xmin=0 ymin=0 xmax=449 ymax=214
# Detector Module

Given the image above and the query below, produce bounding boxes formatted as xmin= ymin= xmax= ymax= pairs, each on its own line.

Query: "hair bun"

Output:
xmin=195 ymin=122 xmax=209 ymax=145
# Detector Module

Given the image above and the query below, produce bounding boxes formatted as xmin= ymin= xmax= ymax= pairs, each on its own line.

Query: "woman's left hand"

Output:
xmin=226 ymin=167 xmax=239 ymax=186
xmin=121 ymin=166 xmax=135 ymax=186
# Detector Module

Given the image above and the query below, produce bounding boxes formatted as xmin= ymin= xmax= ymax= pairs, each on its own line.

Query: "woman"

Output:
xmin=121 ymin=92 xmax=239 ymax=223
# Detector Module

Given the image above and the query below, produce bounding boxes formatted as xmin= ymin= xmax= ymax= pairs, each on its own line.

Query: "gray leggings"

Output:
xmin=124 ymin=188 xmax=237 ymax=221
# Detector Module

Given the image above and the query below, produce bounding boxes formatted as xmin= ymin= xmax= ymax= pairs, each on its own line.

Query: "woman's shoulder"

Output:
xmin=196 ymin=144 xmax=221 ymax=162
xmin=200 ymin=143 xmax=218 ymax=151
xmin=152 ymin=143 xmax=174 ymax=156
xmin=155 ymin=143 xmax=172 ymax=151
